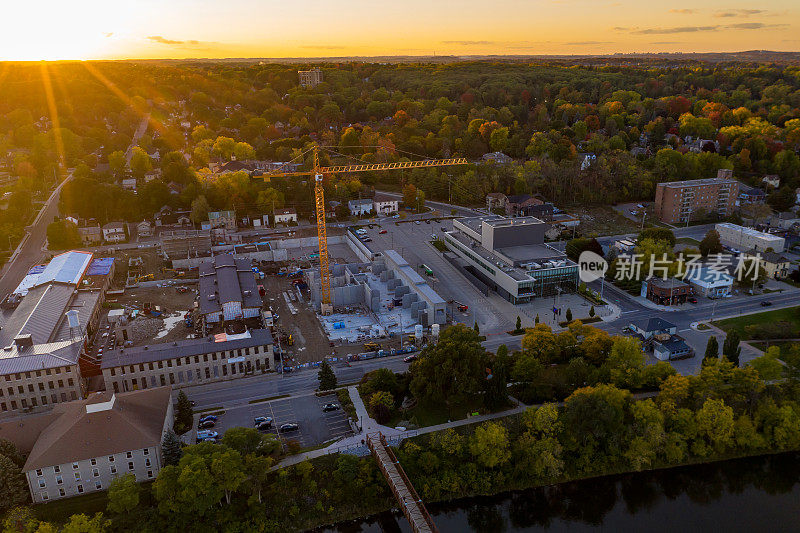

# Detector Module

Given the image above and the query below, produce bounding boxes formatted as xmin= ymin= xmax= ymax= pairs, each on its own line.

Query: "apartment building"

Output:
xmin=298 ymin=68 xmax=323 ymax=88
xmin=0 ymin=387 xmax=173 ymax=503
xmin=654 ymin=176 xmax=739 ymax=224
xmin=101 ymin=329 xmax=274 ymax=393
xmin=715 ymin=223 xmax=785 ymax=253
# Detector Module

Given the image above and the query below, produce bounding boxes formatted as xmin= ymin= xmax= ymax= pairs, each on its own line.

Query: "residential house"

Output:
xmin=504 ymin=194 xmax=542 ymax=216
xmin=653 ymin=336 xmax=694 ymax=361
xmin=629 ymin=317 xmax=677 ymax=341
xmin=136 ymin=221 xmax=152 ymax=238
xmin=373 ymin=194 xmax=399 ymax=216
xmin=144 ymin=170 xmax=161 ymax=183
xmin=77 ymin=225 xmax=102 ymax=246
xmin=578 ymin=153 xmax=596 ymax=170
xmin=0 ymin=387 xmax=173 ymax=503
xmin=273 ymin=208 xmax=297 ymax=225
xmin=685 ymin=266 xmax=733 ymax=298
xmin=762 ymin=175 xmax=780 ymax=189
xmin=121 ymin=179 xmax=137 ymax=191
xmin=486 ymin=193 xmax=507 ymax=211
xmin=742 ymin=250 xmax=791 ymax=279
xmin=102 ymin=222 xmax=126 ymax=244
xmin=207 ymin=210 xmax=236 ymax=231
xmin=482 ymin=152 xmax=512 ymax=165
xmin=738 ymin=184 xmax=766 ymax=205
xmin=769 ymin=212 xmax=800 ymax=231
xmin=348 ymin=198 xmax=374 ymax=217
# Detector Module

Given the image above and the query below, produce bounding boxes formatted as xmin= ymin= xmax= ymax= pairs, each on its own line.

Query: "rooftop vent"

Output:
xmin=13 ymin=334 xmax=33 ymax=350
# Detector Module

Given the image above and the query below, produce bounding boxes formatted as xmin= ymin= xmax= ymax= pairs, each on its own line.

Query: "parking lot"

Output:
xmin=193 ymin=392 xmax=353 ymax=449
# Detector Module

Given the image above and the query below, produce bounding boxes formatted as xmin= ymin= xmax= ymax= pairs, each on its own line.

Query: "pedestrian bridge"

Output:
xmin=366 ymin=432 xmax=437 ymax=533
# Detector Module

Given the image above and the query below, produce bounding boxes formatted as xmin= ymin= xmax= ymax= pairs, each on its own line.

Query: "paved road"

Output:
xmin=184 ymin=356 xmax=411 ymax=410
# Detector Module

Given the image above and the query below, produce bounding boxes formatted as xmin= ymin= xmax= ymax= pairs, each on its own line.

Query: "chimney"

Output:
xmin=13 ymin=334 xmax=33 ymax=350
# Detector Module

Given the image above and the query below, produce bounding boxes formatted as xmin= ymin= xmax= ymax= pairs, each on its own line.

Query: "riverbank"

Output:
xmin=319 ymin=450 xmax=800 ymax=532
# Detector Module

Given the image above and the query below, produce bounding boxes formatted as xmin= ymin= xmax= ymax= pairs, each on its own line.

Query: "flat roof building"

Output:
xmin=101 ymin=329 xmax=274 ymax=394
xmin=715 ymin=223 xmax=785 ymax=253
xmin=654 ymin=175 xmax=738 ymax=224
xmin=444 ymin=216 xmax=578 ymax=303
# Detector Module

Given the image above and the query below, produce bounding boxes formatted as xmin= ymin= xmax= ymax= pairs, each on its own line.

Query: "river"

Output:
xmin=322 ymin=452 xmax=800 ymax=532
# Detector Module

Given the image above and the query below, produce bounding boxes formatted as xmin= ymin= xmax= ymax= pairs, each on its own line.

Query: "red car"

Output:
xmin=687 ymin=297 xmax=697 ymax=304
xmin=379 ymin=229 xmax=387 ymax=234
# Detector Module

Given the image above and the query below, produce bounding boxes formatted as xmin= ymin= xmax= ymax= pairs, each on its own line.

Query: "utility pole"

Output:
xmin=640 ymin=211 xmax=647 ymax=232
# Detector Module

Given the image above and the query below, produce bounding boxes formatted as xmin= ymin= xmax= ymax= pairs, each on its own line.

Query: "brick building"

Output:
xmin=642 ymin=277 xmax=692 ymax=305
xmin=654 ymin=175 xmax=738 ymax=224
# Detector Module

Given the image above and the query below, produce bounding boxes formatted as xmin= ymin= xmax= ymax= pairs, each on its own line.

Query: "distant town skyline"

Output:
xmin=2 ymin=0 xmax=799 ymax=61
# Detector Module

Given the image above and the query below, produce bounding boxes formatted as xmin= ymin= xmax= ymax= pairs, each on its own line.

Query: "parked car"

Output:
xmin=687 ymin=297 xmax=697 ymax=304
xmin=256 ymin=420 xmax=273 ymax=431
xmin=362 ymin=237 xmax=372 ymax=242
xmin=761 ymin=301 xmax=773 ymax=307
xmin=199 ymin=415 xmax=217 ymax=423
xmin=254 ymin=416 xmax=272 ymax=426
xmin=414 ymin=220 xmax=421 ymax=225
xmin=196 ymin=430 xmax=218 ymax=442
xmin=403 ymin=354 xmax=418 ymax=363
xmin=440 ymin=226 xmax=447 ymax=232
xmin=198 ymin=420 xmax=215 ymax=429
xmin=379 ymin=229 xmax=387 ymax=234
xmin=279 ymin=423 xmax=299 ymax=432
xmin=322 ymin=403 xmax=339 ymax=412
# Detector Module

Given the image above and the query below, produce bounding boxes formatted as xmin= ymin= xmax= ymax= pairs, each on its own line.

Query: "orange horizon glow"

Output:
xmin=1 ymin=1 xmax=798 ymax=61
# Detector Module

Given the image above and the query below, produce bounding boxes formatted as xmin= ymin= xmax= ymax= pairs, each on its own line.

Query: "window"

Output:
xmin=40 ymin=492 xmax=48 ymax=501
xmin=74 ymin=472 xmax=80 ymax=481
xmin=77 ymin=484 xmax=83 ymax=494
xmin=56 ymin=475 xmax=62 ymax=485
xmin=36 ymin=469 xmax=43 ymax=477
xmin=110 ymin=368 xmax=115 ymax=376
xmin=48 ymin=381 xmax=54 ymax=389
xmin=147 ymin=470 xmax=153 ymax=478
xmin=145 ymin=458 xmax=151 ymax=467
xmin=38 ymin=479 xmax=46 ymax=488
xmin=126 ymin=451 xmax=132 ymax=459
xmin=143 ymin=449 xmax=149 ymax=456
xmin=53 ymin=465 xmax=60 ymax=473
xmin=95 ymin=481 xmax=102 ymax=490
xmin=38 ymin=382 xmax=44 ymax=391
xmin=148 ymin=363 xmax=153 ymax=371
xmin=92 ymin=468 xmax=99 ymax=477
xmin=90 ymin=458 xmax=96 ymax=466
xmin=58 ymin=380 xmax=64 ymax=388
xmin=158 ymin=361 xmax=163 ymax=369
xmin=128 ymin=461 xmax=134 ymax=471
xmin=59 ymin=488 xmax=65 ymax=497
xmin=67 ymin=378 xmax=74 ymax=387
xmin=110 ymin=466 xmax=117 ymax=474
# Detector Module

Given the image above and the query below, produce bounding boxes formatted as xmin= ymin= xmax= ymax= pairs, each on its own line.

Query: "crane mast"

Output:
xmin=259 ymin=146 xmax=468 ymax=314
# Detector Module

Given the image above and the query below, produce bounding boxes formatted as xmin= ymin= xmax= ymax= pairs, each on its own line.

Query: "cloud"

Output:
xmin=147 ymin=35 xmax=201 ymax=46
xmin=633 ymin=26 xmax=719 ymax=34
xmin=715 ymin=9 xmax=765 ymax=18
xmin=669 ymin=9 xmax=697 ymax=14
xmin=441 ymin=40 xmax=497 ymax=46
xmin=103 ymin=32 xmax=113 ymax=38
xmin=564 ymin=41 xmax=612 ymax=45
xmin=651 ymin=41 xmax=681 ymax=44
xmin=631 ymin=22 xmax=785 ymax=34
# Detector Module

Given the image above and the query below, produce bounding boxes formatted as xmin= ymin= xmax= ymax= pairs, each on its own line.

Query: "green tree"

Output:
xmin=605 ymin=336 xmax=644 ymax=389
xmin=696 ymin=398 xmax=735 ymax=453
xmin=699 ymin=229 xmax=723 ymax=257
xmin=410 ymin=324 xmax=487 ymax=415
xmin=129 ymin=146 xmax=152 ymax=178
xmin=368 ymin=390 xmax=394 ymax=424
xmin=589 ymin=305 xmax=595 ymax=318
xmin=0 ymin=454 xmax=28 ymax=514
xmin=243 ymin=454 xmax=273 ymax=504
xmin=222 ymin=427 xmax=279 ymax=457
xmin=233 ymin=141 xmax=255 ymax=161
xmin=190 ymin=195 xmax=210 ymax=226
xmin=703 ymin=336 xmax=719 ymax=365
xmin=469 ymin=421 xmax=511 ymax=468
xmin=108 ymin=150 xmax=126 ymax=177
xmin=175 ymin=390 xmax=193 ymax=434
xmin=0 ymin=440 xmax=24 ymax=468
xmin=515 ymin=316 xmax=522 ymax=333
xmin=722 ymin=330 xmax=742 ymax=367
xmin=473 ymin=321 xmax=480 ymax=334
xmin=46 ymin=219 xmax=81 ymax=250
xmin=106 ymin=473 xmax=139 ymax=515
xmin=60 ymin=513 xmax=109 ymax=533
xmin=747 ymin=346 xmax=783 ymax=381
xmin=565 ymin=308 xmax=573 ymax=323
xmin=535 ymin=314 xmax=539 ymax=325
xmin=210 ymin=448 xmax=247 ymax=504
xmin=638 ymin=227 xmax=676 ymax=247
xmin=317 ymin=360 xmax=337 ymax=391
xmin=161 ymin=430 xmax=183 ymax=466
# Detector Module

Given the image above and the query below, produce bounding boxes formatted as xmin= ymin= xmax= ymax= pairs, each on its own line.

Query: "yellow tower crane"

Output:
xmin=259 ymin=146 xmax=467 ymax=314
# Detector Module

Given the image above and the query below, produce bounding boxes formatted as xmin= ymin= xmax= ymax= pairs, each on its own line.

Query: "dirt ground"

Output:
xmin=572 ymin=206 xmax=642 ymax=237
xmin=108 ymin=248 xmax=170 ymax=287
xmin=108 ymin=285 xmax=198 ymax=346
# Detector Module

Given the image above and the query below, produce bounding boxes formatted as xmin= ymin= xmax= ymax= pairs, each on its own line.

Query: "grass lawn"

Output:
xmin=750 ymin=341 xmax=800 ymax=357
xmin=394 ymin=396 xmax=486 ymax=428
xmin=34 ymin=491 xmax=110 ymax=523
xmin=675 ymin=237 xmax=700 ymax=246
xmin=714 ymin=306 xmax=800 ymax=340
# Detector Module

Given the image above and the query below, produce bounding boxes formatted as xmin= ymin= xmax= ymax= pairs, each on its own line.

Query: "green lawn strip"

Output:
xmin=193 ymin=406 xmax=224 ymax=414
xmin=247 ymin=394 xmax=290 ymax=405
xmin=714 ymin=306 xmax=800 ymax=340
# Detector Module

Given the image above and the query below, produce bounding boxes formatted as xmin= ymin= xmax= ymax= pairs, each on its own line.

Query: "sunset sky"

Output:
xmin=3 ymin=0 xmax=799 ymax=60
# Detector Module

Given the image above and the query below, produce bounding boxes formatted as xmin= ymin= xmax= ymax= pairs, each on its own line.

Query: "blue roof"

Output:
xmin=26 ymin=265 xmax=46 ymax=275
xmin=87 ymin=257 xmax=114 ymax=276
